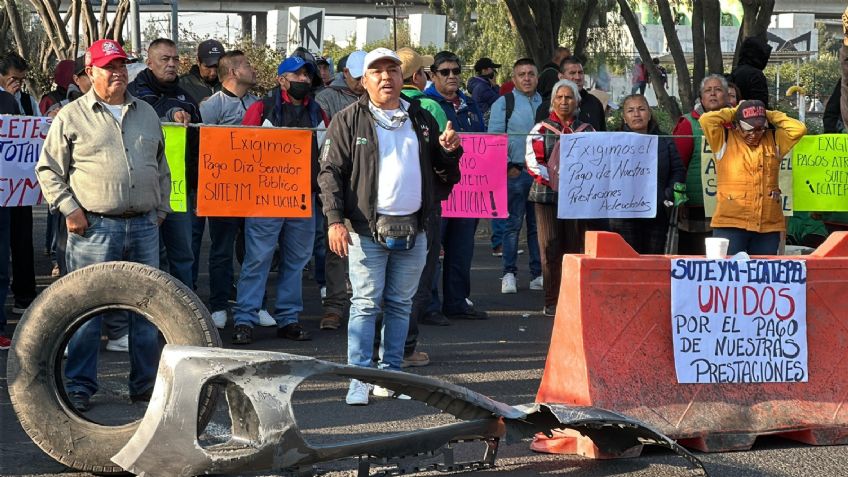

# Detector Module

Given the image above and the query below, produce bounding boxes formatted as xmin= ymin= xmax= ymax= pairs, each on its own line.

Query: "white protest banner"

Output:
xmin=670 ymin=258 xmax=808 ymax=384
xmin=557 ymin=132 xmax=657 ymax=219
xmin=0 ymin=114 xmax=49 ymax=207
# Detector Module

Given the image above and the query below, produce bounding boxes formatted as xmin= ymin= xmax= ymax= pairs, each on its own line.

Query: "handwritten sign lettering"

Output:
xmin=0 ymin=115 xmax=50 ymax=207
xmin=197 ymin=127 xmax=312 ymax=217
xmin=162 ymin=125 xmax=187 ymax=212
xmin=557 ymin=132 xmax=657 ymax=219
xmin=792 ymin=134 xmax=848 ymax=211
xmin=670 ymin=258 xmax=808 ymax=384
xmin=441 ymin=134 xmax=507 ymax=218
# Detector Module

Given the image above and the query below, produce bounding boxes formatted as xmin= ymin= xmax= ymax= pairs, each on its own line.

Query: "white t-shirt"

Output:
xmin=373 ymin=101 xmax=422 ymax=215
xmin=101 ymin=103 xmax=123 ymax=123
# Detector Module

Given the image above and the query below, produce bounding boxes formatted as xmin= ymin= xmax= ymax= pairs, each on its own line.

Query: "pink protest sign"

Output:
xmin=441 ymin=134 xmax=507 ymax=218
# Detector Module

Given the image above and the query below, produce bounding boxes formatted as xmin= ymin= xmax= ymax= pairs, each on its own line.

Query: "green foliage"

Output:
xmin=763 ymin=54 xmax=839 ymax=106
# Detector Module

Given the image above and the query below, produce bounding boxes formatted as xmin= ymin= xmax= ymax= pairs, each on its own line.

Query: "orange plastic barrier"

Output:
xmin=534 ymin=231 xmax=848 ymax=456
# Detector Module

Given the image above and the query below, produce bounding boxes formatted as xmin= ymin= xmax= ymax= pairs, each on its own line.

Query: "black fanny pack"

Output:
xmin=375 ymin=213 xmax=419 ymax=250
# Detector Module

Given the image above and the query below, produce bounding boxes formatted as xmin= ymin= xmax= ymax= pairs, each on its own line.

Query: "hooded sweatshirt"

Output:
xmin=314 ymin=74 xmax=360 ymax=119
xmin=730 ymin=37 xmax=772 ymax=108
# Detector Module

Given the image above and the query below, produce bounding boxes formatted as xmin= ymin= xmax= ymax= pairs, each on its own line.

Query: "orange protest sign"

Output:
xmin=197 ymin=127 xmax=312 ymax=217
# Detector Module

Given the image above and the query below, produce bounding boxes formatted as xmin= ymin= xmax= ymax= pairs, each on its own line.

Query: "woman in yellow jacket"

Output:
xmin=699 ymin=99 xmax=806 ymax=255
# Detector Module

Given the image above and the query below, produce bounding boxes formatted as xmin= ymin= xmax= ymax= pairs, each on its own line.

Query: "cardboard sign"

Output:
xmin=792 ymin=135 xmax=848 ymax=211
xmin=441 ymin=134 xmax=508 ymax=218
xmin=557 ymin=132 xmax=658 ymax=219
xmin=197 ymin=127 xmax=312 ymax=217
xmin=670 ymin=258 xmax=808 ymax=384
xmin=0 ymin=115 xmax=49 ymax=207
xmin=703 ymin=141 xmax=793 ymax=217
xmin=162 ymin=125 xmax=187 ymax=212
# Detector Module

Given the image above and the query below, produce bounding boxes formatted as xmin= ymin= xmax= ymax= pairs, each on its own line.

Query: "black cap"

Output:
xmin=73 ymin=55 xmax=87 ymax=75
xmin=197 ymin=39 xmax=224 ymax=67
xmin=474 ymin=57 xmax=501 ymax=72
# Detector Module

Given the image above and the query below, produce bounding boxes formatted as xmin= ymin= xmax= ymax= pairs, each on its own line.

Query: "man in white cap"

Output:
xmin=318 ymin=48 xmax=462 ymax=405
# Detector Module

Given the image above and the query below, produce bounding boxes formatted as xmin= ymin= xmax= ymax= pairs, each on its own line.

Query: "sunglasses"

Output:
xmin=435 ymin=67 xmax=461 ymax=77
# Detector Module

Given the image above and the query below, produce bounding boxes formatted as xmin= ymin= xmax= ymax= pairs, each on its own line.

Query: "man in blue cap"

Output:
xmin=232 ymin=54 xmax=329 ymax=345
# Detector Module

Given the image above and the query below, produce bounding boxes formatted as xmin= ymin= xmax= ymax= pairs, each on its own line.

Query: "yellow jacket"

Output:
xmin=699 ymin=107 xmax=806 ymax=233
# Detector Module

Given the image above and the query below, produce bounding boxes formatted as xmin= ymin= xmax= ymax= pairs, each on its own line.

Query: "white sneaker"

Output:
xmin=258 ymin=309 xmax=276 ymax=327
xmin=211 ymin=310 xmax=227 ymax=329
xmin=373 ymin=385 xmax=412 ymax=400
xmin=105 ymin=334 xmax=129 ymax=352
xmin=346 ymin=379 xmax=371 ymax=406
xmin=320 ymin=286 xmax=327 ymax=299
xmin=529 ymin=276 xmax=544 ymax=290
xmin=501 ymin=273 xmax=517 ymax=294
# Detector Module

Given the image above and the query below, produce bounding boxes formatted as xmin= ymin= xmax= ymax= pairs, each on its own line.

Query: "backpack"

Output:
xmin=503 ymin=91 xmax=515 ymax=131
xmin=539 ymin=121 xmax=592 ymax=192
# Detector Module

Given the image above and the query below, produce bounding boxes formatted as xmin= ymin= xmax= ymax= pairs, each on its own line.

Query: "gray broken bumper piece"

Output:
xmin=112 ymin=345 xmax=707 ymax=476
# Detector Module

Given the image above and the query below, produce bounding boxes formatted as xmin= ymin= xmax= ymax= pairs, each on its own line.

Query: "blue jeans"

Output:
xmin=440 ymin=217 xmax=477 ymax=314
xmin=504 ymin=170 xmax=541 ymax=278
xmin=347 ymin=231 xmax=427 ymax=370
xmin=64 ymin=212 xmax=161 ymax=397
xmin=159 ymin=211 xmax=194 ymax=287
xmin=712 ymin=228 xmax=781 ymax=255
xmin=0 ymin=208 xmax=9 ymax=333
xmin=491 ymin=218 xmax=506 ymax=249
xmin=233 ymin=215 xmax=315 ymax=328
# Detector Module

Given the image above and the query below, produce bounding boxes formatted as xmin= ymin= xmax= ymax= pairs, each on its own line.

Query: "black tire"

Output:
xmin=6 ymin=261 xmax=221 ymax=474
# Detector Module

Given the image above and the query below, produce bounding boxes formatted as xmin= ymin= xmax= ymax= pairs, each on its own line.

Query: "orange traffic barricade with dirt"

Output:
xmin=534 ymin=231 xmax=848 ymax=456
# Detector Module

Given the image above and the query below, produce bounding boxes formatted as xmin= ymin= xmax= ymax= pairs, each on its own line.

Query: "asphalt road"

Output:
xmin=1 ymin=205 xmax=846 ymax=477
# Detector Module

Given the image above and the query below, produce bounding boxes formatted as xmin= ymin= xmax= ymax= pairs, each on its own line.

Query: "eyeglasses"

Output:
xmin=740 ymin=126 xmax=767 ymax=135
xmin=435 ymin=67 xmax=461 ymax=77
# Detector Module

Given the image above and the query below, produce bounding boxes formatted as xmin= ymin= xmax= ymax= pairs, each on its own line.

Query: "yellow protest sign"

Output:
xmin=162 ymin=125 xmax=187 ymax=212
xmin=792 ymin=135 xmax=848 ymax=211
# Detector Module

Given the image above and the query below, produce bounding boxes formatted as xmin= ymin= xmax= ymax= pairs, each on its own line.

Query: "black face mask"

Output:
xmin=287 ymin=81 xmax=312 ymax=100
xmin=483 ymin=72 xmax=495 ymax=80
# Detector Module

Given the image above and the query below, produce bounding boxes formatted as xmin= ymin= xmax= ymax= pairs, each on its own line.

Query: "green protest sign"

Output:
xmin=792 ymin=134 xmax=848 ymax=211
xmin=162 ymin=125 xmax=187 ymax=212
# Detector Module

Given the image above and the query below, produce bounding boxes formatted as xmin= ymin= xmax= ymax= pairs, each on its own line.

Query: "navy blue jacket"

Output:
xmin=423 ymin=85 xmax=486 ymax=133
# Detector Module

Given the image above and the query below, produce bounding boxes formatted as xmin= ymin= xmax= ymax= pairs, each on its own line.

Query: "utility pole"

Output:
xmin=377 ymin=0 xmax=411 ymax=50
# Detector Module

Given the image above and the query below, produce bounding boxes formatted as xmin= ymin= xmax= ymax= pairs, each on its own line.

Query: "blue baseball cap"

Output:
xmin=277 ymin=56 xmax=316 ymax=76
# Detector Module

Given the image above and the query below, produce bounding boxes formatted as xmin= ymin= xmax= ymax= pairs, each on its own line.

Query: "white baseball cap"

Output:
xmin=346 ymin=50 xmax=367 ymax=78
xmin=363 ymin=48 xmax=402 ymax=71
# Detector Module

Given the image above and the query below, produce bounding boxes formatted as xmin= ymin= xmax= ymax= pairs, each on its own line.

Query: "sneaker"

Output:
xmin=517 ymin=249 xmax=525 ymax=255
xmin=465 ymin=297 xmax=474 ymax=307
xmin=68 ymin=391 xmax=91 ymax=412
xmin=501 ymin=273 xmax=517 ymax=294
xmin=320 ymin=286 xmax=327 ymax=299
xmin=529 ymin=276 xmax=544 ymax=291
xmin=51 ymin=263 xmax=60 ymax=277
xmin=402 ymin=351 xmax=430 ymax=368
xmin=446 ymin=309 xmax=488 ymax=320
xmin=130 ymin=388 xmax=153 ymax=404
xmin=232 ymin=324 xmax=253 ymax=345
xmin=11 ymin=300 xmax=30 ymax=314
xmin=277 ymin=323 xmax=311 ymax=341
xmin=373 ymin=385 xmax=411 ymax=400
xmin=211 ymin=310 xmax=227 ymax=329
xmin=106 ymin=334 xmax=129 ymax=352
xmin=421 ymin=311 xmax=451 ymax=326
xmin=491 ymin=245 xmax=503 ymax=257
xmin=543 ymin=305 xmax=556 ymax=316
xmin=0 ymin=335 xmax=10 ymax=350
xmin=346 ymin=379 xmax=371 ymax=405
xmin=258 ymin=309 xmax=276 ymax=327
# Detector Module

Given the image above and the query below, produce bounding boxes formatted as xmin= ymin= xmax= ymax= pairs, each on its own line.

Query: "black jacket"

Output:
xmin=318 ymin=95 xmax=462 ymax=238
xmin=0 ymin=90 xmax=20 ymax=114
xmin=129 ymin=68 xmax=202 ymax=195
xmin=535 ymin=88 xmax=607 ymax=131
xmin=730 ymin=37 xmax=772 ymax=107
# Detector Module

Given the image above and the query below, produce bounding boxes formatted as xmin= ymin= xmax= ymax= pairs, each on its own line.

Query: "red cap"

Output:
xmin=86 ymin=39 xmax=128 ymax=68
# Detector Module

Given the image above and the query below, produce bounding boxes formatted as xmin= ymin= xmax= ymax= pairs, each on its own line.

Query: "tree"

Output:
xmin=502 ymin=1 xmax=565 ymax=66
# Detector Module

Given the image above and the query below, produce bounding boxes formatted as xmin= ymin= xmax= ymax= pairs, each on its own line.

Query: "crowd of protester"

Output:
xmin=5 ymin=27 xmax=847 ymax=407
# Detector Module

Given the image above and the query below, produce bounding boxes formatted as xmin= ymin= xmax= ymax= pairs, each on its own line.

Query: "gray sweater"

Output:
xmin=199 ymin=89 xmax=259 ymax=125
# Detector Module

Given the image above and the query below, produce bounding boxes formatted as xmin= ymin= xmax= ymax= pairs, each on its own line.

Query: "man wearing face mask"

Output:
xmin=467 ymin=57 xmax=501 ymax=122
xmin=232 ymin=55 xmax=329 ymax=345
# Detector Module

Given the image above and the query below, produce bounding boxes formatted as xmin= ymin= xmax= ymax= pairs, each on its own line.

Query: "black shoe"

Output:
xmin=130 ymin=388 xmax=153 ymax=404
xmin=12 ymin=300 xmax=31 ymax=315
xmin=446 ymin=309 xmax=488 ymax=320
xmin=68 ymin=391 xmax=91 ymax=412
xmin=232 ymin=324 xmax=253 ymax=345
xmin=421 ymin=311 xmax=451 ymax=326
xmin=543 ymin=305 xmax=556 ymax=316
xmin=277 ymin=323 xmax=311 ymax=341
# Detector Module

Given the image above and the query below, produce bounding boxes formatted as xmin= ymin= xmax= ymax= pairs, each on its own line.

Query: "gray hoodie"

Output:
xmin=314 ymin=75 xmax=361 ymax=119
